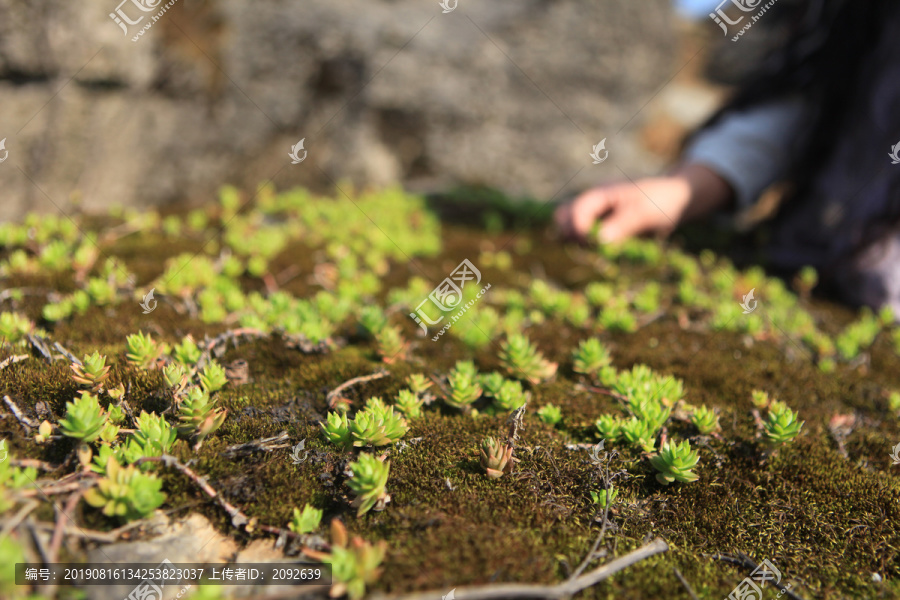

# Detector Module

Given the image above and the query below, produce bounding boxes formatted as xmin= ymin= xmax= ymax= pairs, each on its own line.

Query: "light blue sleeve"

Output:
xmin=682 ymin=96 xmax=808 ymax=208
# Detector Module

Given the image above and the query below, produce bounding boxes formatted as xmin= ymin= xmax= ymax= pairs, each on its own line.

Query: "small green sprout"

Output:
xmin=492 ymin=379 xmax=530 ymax=412
xmin=347 ymin=453 xmax=391 ymax=516
xmin=591 ymin=486 xmax=618 ymax=508
xmin=59 ymin=392 xmax=108 ymax=442
xmin=500 ymin=334 xmax=557 ymax=384
xmin=889 ymin=391 xmax=900 ymax=413
xmin=374 ymin=325 xmax=407 ymax=363
xmin=595 ymin=414 xmax=621 ymax=441
xmin=349 ymin=403 xmax=409 ymax=447
xmin=691 ymin=405 xmax=720 ymax=434
xmin=445 ymin=360 xmax=483 ymax=409
xmin=629 ymin=399 xmax=671 ymax=432
xmin=572 ymin=338 xmax=612 ymax=377
xmin=172 ymin=336 xmax=202 ymax=366
xmin=406 ymin=373 xmax=432 ymax=395
xmin=199 ymin=361 xmax=228 ymax=393
xmin=83 ymin=457 xmax=166 ymax=521
xmin=650 ymin=440 xmax=700 ymax=485
xmin=303 ymin=519 xmax=387 ymax=600
xmin=70 ymin=352 xmax=111 ymax=393
xmin=620 ymin=418 xmax=656 ymax=453
xmin=394 ymin=389 xmax=423 ymax=419
xmin=125 ymin=332 xmax=163 ymax=369
xmin=132 ymin=411 xmax=178 ymax=456
xmin=537 ymin=404 xmax=562 ymax=426
xmin=763 ymin=402 xmax=804 ymax=445
xmin=0 ymin=311 xmax=34 ymax=346
xmin=479 ymin=436 xmax=514 ymax=479
xmin=480 ymin=371 xmax=507 ymax=397
xmin=751 ymin=389 xmax=770 ymax=409
xmin=321 ymin=411 xmax=352 ymax=449
xmin=289 ymin=504 xmax=324 ymax=535
xmin=176 ymin=386 xmax=227 ymax=448
xmin=163 ymin=363 xmax=186 ymax=389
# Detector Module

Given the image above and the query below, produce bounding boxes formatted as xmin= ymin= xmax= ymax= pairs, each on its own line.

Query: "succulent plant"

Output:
xmin=595 ymin=414 xmax=621 ymax=441
xmin=537 ymin=403 xmax=562 ymax=426
xmin=479 ymin=436 xmax=514 ymax=479
xmin=163 ymin=362 xmax=187 ymax=389
xmin=83 ymin=457 xmax=166 ymax=521
xmin=591 ymin=486 xmax=618 ymax=508
xmin=172 ymin=336 xmax=202 ymax=366
xmin=445 ymin=360 xmax=483 ymax=409
xmin=349 ymin=404 xmax=409 ymax=447
xmin=500 ymin=334 xmax=557 ymax=384
xmin=347 ymin=453 xmax=391 ymax=516
xmin=394 ymin=389 xmax=423 ymax=419
xmin=289 ymin=504 xmax=323 ymax=535
xmin=132 ymin=411 xmax=178 ymax=456
xmin=58 ymin=392 xmax=108 ymax=442
xmin=303 ymin=519 xmax=387 ymax=600
xmin=629 ymin=398 xmax=671 ymax=432
xmin=650 ymin=440 xmax=700 ymax=485
xmin=321 ymin=411 xmax=352 ymax=449
xmin=490 ymin=379 xmax=529 ymax=413
xmin=691 ymin=405 xmax=720 ymax=434
xmin=374 ymin=325 xmax=407 ymax=363
xmin=572 ymin=338 xmax=612 ymax=377
xmin=0 ymin=311 xmax=34 ymax=346
xmin=763 ymin=402 xmax=804 ymax=445
xmin=125 ymin=332 xmax=164 ymax=369
xmin=620 ymin=417 xmax=657 ymax=453
xmin=70 ymin=351 xmax=111 ymax=393
xmin=199 ymin=361 xmax=228 ymax=393
xmin=406 ymin=373 xmax=432 ymax=396
xmin=176 ymin=386 xmax=227 ymax=447
xmin=751 ymin=389 xmax=771 ymax=409
xmin=480 ymin=371 xmax=506 ymax=398
xmin=99 ymin=422 xmax=120 ymax=444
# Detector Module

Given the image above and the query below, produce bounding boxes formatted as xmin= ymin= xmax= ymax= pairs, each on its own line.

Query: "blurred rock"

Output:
xmin=0 ymin=0 xmax=678 ymax=220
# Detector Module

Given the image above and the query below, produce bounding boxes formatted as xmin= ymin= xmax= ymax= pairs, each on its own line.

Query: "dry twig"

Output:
xmin=326 ymin=369 xmax=389 ymax=409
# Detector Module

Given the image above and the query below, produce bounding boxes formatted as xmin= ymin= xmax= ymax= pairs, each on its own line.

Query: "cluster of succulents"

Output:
xmin=394 ymin=389 xmax=424 ymax=419
xmin=58 ymin=393 xmax=108 ymax=442
xmin=70 ymin=352 xmax=111 ymax=393
xmin=572 ymin=338 xmax=612 ymax=378
xmin=176 ymin=386 xmax=227 ymax=449
xmin=763 ymin=401 xmax=804 ymax=445
xmin=289 ymin=504 xmax=323 ymax=535
xmin=649 ymin=440 xmax=700 ymax=485
xmin=445 ymin=361 xmax=483 ymax=409
xmin=303 ymin=519 xmax=387 ymax=600
xmin=346 ymin=453 xmax=391 ymax=516
xmin=500 ymin=334 xmax=557 ymax=384
xmin=83 ymin=458 xmax=166 ymax=521
xmin=479 ymin=436 xmax=514 ymax=479
xmin=348 ymin=399 xmax=409 ymax=447
xmin=537 ymin=403 xmax=562 ymax=426
xmin=835 ymin=309 xmax=882 ymax=360
xmin=690 ymin=405 xmax=720 ymax=435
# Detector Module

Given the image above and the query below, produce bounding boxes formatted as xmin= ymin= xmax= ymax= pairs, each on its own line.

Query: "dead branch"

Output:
xmin=326 ymin=369 xmax=389 ymax=409
xmin=3 ymin=394 xmax=39 ymax=431
xmin=0 ymin=354 xmax=29 ymax=370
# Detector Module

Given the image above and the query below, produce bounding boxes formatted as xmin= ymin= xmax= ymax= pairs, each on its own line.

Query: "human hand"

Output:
xmin=554 ymin=165 xmax=734 ymax=244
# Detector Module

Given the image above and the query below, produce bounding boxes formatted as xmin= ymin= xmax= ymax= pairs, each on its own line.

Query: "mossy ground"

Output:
xmin=1 ymin=198 xmax=899 ymax=600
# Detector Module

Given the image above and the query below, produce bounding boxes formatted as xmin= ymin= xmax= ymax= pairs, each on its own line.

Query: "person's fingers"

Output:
xmin=554 ymin=202 xmax=574 ymax=238
xmin=570 ymin=189 xmax=615 ymax=241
